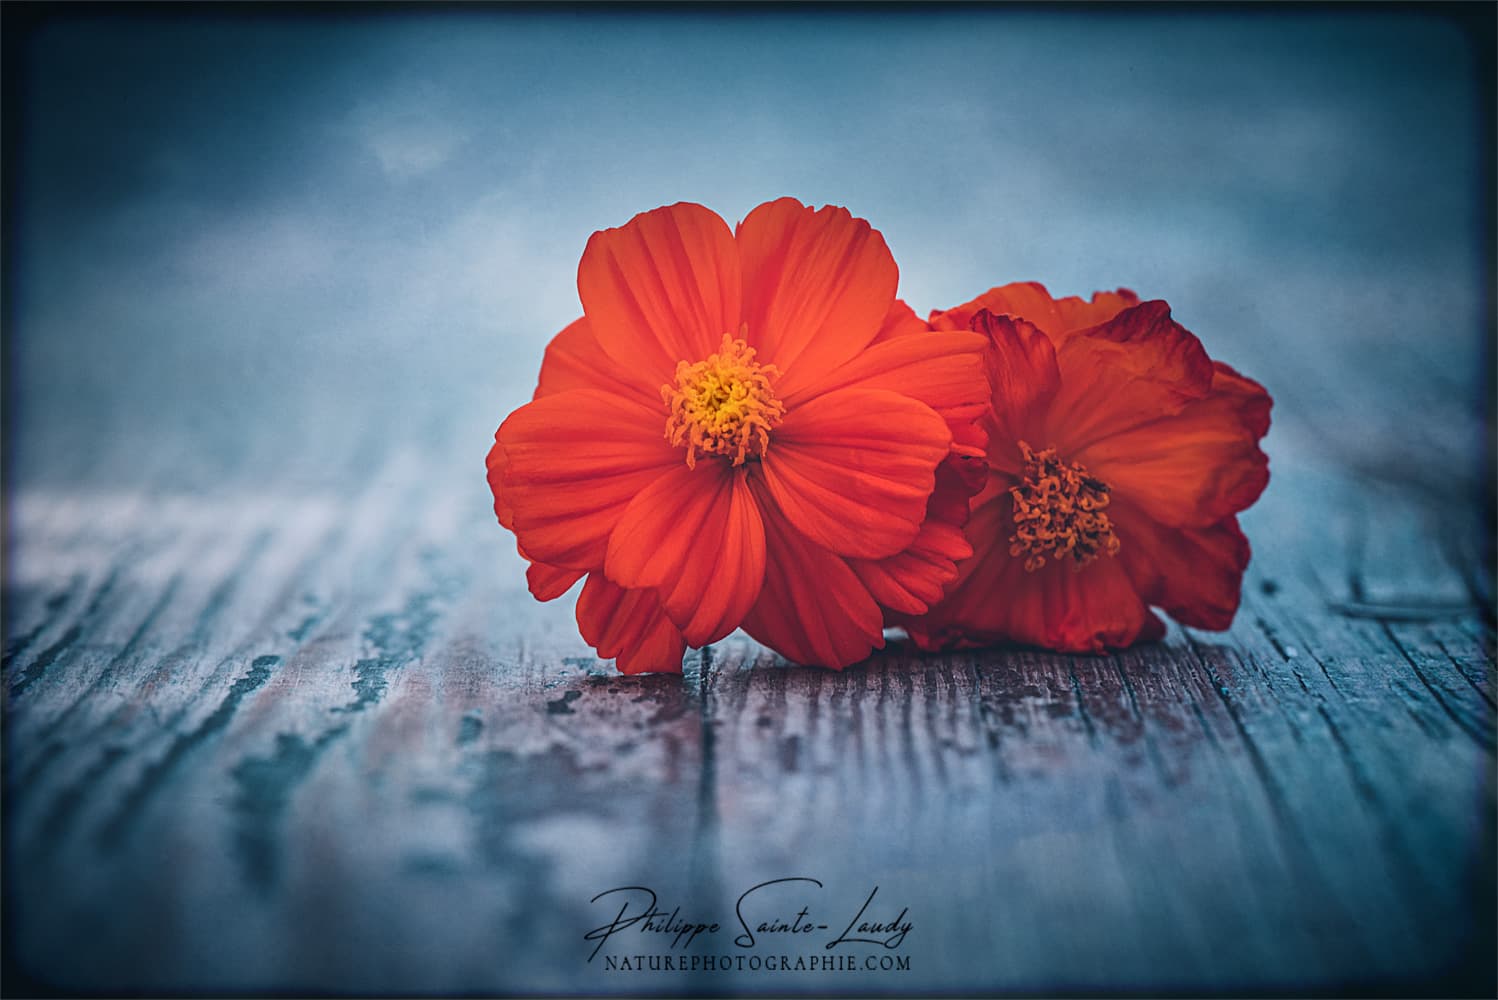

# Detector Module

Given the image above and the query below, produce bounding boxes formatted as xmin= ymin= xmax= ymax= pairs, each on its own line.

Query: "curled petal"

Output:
xmin=578 ymin=201 xmax=742 ymax=386
xmin=605 ymin=462 xmax=765 ymax=647
xmin=760 ymin=388 xmax=951 ymax=560
xmin=851 ymin=449 xmax=986 ymax=616
xmin=736 ymin=198 xmax=898 ymax=397
xmin=496 ymin=388 xmax=679 ymax=569
xmin=576 ymin=575 xmax=687 ymax=675
xmin=969 ymin=310 xmax=1060 ymax=443
xmin=931 ymin=281 xmax=1139 ymax=344
xmin=1114 ymin=506 xmax=1251 ymax=631
xmin=1211 ymin=361 xmax=1273 ymax=438
xmin=1043 ymin=301 xmax=1215 ymax=454
xmin=1077 ymin=362 xmax=1272 ymax=527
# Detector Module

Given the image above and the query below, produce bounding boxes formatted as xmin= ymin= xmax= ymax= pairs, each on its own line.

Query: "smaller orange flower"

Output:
xmin=910 ymin=282 xmax=1272 ymax=653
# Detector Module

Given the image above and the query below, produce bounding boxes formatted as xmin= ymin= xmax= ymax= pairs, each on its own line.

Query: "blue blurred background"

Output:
xmin=4 ymin=6 xmax=1491 ymax=502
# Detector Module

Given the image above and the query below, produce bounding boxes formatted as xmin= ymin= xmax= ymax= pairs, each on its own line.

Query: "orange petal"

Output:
xmin=869 ymin=298 xmax=930 ymax=344
xmin=525 ymin=560 xmax=584 ymax=602
xmin=1114 ymin=505 xmax=1251 ymax=630
xmin=485 ymin=438 xmax=516 ymax=530
xmin=496 ymin=388 xmax=680 ymax=569
xmin=535 ymin=316 xmax=661 ymax=406
xmin=1076 ymin=362 xmax=1271 ymax=527
xmin=760 ymin=388 xmax=951 ymax=560
xmin=970 ymin=310 xmax=1060 ymax=443
xmin=1211 ymin=361 xmax=1273 ymax=438
xmin=911 ymin=496 xmax=1161 ymax=653
xmin=851 ymin=450 xmax=985 ymax=616
xmin=576 ymin=574 xmax=688 ymax=675
xmin=904 ymin=496 xmax=1010 ymax=649
xmin=931 ymin=281 xmax=1139 ymax=344
xmin=604 ymin=461 xmax=765 ymax=647
xmin=782 ymin=327 xmax=991 ymax=432
xmin=741 ymin=482 xmax=885 ymax=668
xmin=577 ymin=202 xmax=742 ymax=385
xmin=1043 ymin=301 xmax=1215 ymax=454
xmin=735 ymin=198 xmax=897 ymax=397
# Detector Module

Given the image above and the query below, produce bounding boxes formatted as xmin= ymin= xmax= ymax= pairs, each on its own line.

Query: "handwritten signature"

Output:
xmin=583 ymin=878 xmax=912 ymax=961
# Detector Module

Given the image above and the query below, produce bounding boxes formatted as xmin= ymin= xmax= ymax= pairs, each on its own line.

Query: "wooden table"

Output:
xmin=5 ymin=371 xmax=1494 ymax=995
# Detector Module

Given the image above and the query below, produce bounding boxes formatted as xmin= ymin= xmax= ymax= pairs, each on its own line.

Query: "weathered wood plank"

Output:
xmin=5 ymin=441 xmax=1489 ymax=994
xmin=3 ymin=459 xmax=713 ymax=993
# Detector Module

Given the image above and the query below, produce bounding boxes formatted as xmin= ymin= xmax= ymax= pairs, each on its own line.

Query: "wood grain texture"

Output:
xmin=3 ymin=430 xmax=1493 ymax=995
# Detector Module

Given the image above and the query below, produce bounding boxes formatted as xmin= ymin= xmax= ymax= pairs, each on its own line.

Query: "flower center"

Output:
xmin=662 ymin=332 xmax=786 ymax=468
xmin=1009 ymin=441 xmax=1121 ymax=572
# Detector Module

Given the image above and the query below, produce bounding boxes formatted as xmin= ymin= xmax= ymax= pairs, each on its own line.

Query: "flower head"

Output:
xmin=487 ymin=199 xmax=991 ymax=672
xmin=911 ymin=282 xmax=1272 ymax=653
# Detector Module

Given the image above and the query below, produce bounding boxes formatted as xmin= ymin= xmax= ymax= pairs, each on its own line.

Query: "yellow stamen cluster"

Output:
xmin=1009 ymin=441 xmax=1121 ymax=572
xmin=662 ymin=333 xmax=786 ymax=468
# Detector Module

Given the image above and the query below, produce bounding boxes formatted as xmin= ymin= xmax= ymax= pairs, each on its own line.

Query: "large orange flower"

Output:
xmin=486 ymin=199 xmax=990 ymax=673
xmin=910 ymin=282 xmax=1272 ymax=653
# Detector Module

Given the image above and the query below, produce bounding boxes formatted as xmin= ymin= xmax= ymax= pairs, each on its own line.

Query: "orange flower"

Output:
xmin=486 ymin=199 xmax=990 ymax=673
xmin=910 ymin=282 xmax=1272 ymax=653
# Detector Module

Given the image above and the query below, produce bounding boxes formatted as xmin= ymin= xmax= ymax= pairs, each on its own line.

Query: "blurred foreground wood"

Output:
xmin=3 ymin=433 xmax=1493 ymax=995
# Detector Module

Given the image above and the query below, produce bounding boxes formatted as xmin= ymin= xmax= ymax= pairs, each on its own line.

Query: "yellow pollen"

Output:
xmin=662 ymin=332 xmax=786 ymax=468
xmin=1009 ymin=441 xmax=1122 ymax=572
